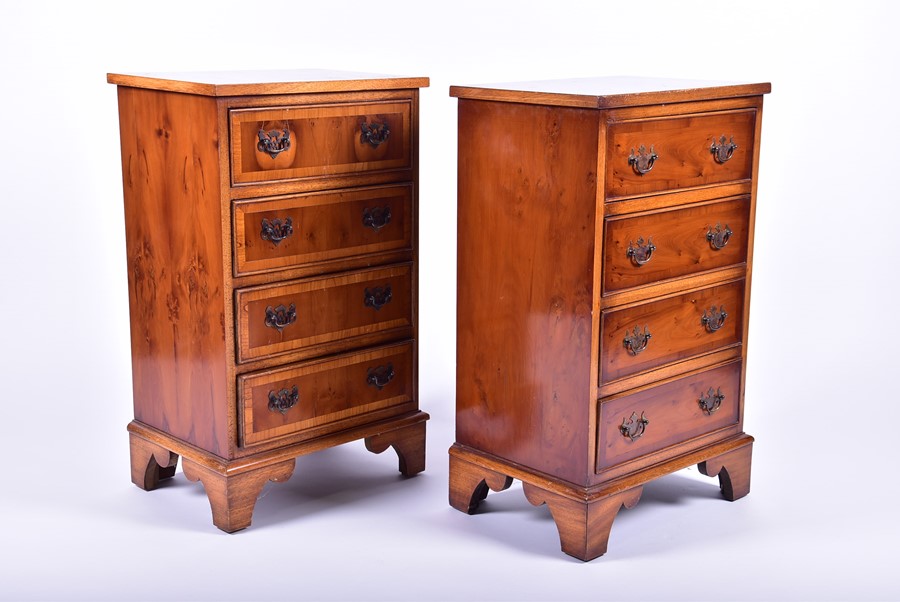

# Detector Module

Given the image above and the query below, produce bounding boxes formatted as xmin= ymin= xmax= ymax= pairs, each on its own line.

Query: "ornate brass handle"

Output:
xmin=710 ymin=135 xmax=738 ymax=164
xmin=626 ymin=237 xmax=656 ymax=266
xmin=698 ymin=387 xmax=725 ymax=415
xmin=628 ymin=144 xmax=658 ymax=175
xmin=261 ymin=217 xmax=294 ymax=246
xmin=366 ymin=363 xmax=395 ymax=390
xmin=706 ymin=223 xmax=732 ymax=250
xmin=268 ymin=386 xmax=299 ymax=414
xmin=265 ymin=303 xmax=297 ymax=332
xmin=623 ymin=325 xmax=651 ymax=356
xmin=619 ymin=411 xmax=649 ymax=441
xmin=362 ymin=207 xmax=392 ymax=232
xmin=257 ymin=125 xmax=292 ymax=159
xmin=364 ymin=285 xmax=392 ymax=310
xmin=701 ymin=306 xmax=727 ymax=333
xmin=360 ymin=119 xmax=390 ymax=148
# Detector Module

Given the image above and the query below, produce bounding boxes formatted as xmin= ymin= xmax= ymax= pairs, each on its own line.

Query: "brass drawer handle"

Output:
xmin=698 ymin=387 xmax=725 ymax=415
xmin=626 ymin=236 xmax=656 ymax=266
xmin=268 ymin=386 xmax=299 ymax=415
xmin=628 ymin=144 xmax=658 ymax=175
xmin=265 ymin=303 xmax=297 ymax=332
xmin=710 ymin=135 xmax=738 ymax=164
xmin=360 ymin=119 xmax=391 ymax=148
xmin=362 ymin=206 xmax=392 ymax=232
xmin=260 ymin=217 xmax=294 ymax=246
xmin=623 ymin=325 xmax=651 ymax=356
xmin=701 ymin=305 xmax=727 ymax=333
xmin=364 ymin=285 xmax=392 ymax=311
xmin=366 ymin=363 xmax=395 ymax=390
xmin=620 ymin=411 xmax=649 ymax=441
xmin=706 ymin=223 xmax=732 ymax=250
xmin=257 ymin=125 xmax=292 ymax=159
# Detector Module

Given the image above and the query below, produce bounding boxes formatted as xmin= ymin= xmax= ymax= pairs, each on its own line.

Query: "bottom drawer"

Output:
xmin=596 ymin=361 xmax=741 ymax=472
xmin=239 ymin=342 xmax=414 ymax=447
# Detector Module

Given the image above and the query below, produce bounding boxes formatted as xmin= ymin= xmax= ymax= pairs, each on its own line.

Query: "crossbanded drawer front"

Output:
xmin=606 ymin=110 xmax=756 ymax=199
xmin=600 ymin=279 xmax=744 ymax=383
xmin=230 ymin=101 xmax=411 ymax=185
xmin=596 ymin=361 xmax=741 ymax=472
xmin=235 ymin=265 xmax=412 ymax=362
xmin=603 ymin=196 xmax=749 ymax=293
xmin=239 ymin=343 xmax=413 ymax=446
xmin=233 ymin=185 xmax=412 ymax=275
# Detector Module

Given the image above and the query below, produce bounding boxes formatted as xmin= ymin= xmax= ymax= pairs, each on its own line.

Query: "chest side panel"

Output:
xmin=455 ymin=99 xmax=599 ymax=484
xmin=117 ymin=87 xmax=230 ymax=457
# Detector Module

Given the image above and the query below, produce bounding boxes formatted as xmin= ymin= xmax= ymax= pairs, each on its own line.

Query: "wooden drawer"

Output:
xmin=603 ymin=196 xmax=749 ymax=293
xmin=230 ymin=101 xmax=411 ymax=185
xmin=239 ymin=343 xmax=413 ymax=447
xmin=596 ymin=361 xmax=741 ymax=472
xmin=233 ymin=185 xmax=412 ymax=276
xmin=606 ymin=110 xmax=756 ymax=198
xmin=235 ymin=265 xmax=412 ymax=363
xmin=600 ymin=280 xmax=744 ymax=383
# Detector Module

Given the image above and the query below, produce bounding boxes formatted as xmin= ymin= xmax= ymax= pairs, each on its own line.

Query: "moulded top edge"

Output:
xmin=449 ymin=76 xmax=771 ymax=109
xmin=107 ymin=69 xmax=430 ymax=96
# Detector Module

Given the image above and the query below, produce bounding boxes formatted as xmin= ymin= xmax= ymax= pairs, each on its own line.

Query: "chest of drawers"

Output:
xmin=449 ymin=77 xmax=770 ymax=560
xmin=109 ymin=70 xmax=429 ymax=532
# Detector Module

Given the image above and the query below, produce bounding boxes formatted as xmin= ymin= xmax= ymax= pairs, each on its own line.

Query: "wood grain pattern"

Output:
xmin=455 ymin=99 xmax=600 ymax=485
xmin=117 ymin=86 xmax=230 ymax=457
xmin=364 ymin=420 xmax=426 ymax=476
xmin=598 ymin=347 xmax=742 ymax=399
xmin=606 ymin=110 xmax=756 ymax=198
xmin=182 ymin=457 xmax=296 ymax=533
xmin=108 ymin=69 xmax=429 ymax=97
xmin=604 ymin=181 xmax=752 ymax=215
xmin=235 ymin=264 xmax=412 ymax=363
xmin=129 ymin=410 xmax=429 ymax=529
xmin=239 ymin=343 xmax=414 ymax=446
xmin=698 ymin=441 xmax=753 ymax=501
xmin=448 ymin=453 xmax=514 ymax=514
xmin=114 ymin=72 xmax=428 ymax=531
xmin=450 ymin=77 xmax=770 ymax=109
xmin=603 ymin=196 xmax=750 ymax=293
xmin=600 ymin=279 xmax=745 ymax=382
xmin=522 ymin=482 xmax=643 ymax=561
xmin=233 ymin=184 xmax=412 ymax=276
xmin=449 ymin=439 xmax=753 ymax=559
xmin=596 ymin=361 xmax=742 ymax=471
xmin=129 ymin=432 xmax=178 ymax=490
xmin=451 ymin=78 xmax=767 ymax=559
xmin=231 ymin=102 xmax=411 ymax=185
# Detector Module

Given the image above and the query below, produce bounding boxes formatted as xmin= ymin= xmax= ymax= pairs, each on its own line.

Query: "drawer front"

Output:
xmin=601 ymin=280 xmax=744 ymax=383
xmin=230 ymin=101 xmax=411 ymax=185
xmin=236 ymin=265 xmax=412 ymax=362
xmin=596 ymin=361 xmax=741 ymax=471
xmin=603 ymin=196 xmax=749 ymax=293
xmin=606 ymin=110 xmax=756 ymax=198
xmin=233 ymin=185 xmax=412 ymax=275
xmin=239 ymin=343 xmax=413 ymax=446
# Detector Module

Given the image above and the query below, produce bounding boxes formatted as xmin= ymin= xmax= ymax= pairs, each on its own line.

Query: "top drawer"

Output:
xmin=230 ymin=102 xmax=411 ymax=186
xmin=606 ymin=110 xmax=756 ymax=199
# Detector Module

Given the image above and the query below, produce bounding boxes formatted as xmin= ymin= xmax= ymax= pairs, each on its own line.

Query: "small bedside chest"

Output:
xmin=109 ymin=70 xmax=429 ymax=532
xmin=449 ymin=77 xmax=770 ymax=560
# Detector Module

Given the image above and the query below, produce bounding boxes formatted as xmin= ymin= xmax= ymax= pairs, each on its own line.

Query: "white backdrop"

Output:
xmin=1 ymin=1 xmax=898 ymax=600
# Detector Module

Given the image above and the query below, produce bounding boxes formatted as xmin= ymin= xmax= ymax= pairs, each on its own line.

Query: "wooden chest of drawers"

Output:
xmin=449 ymin=77 xmax=770 ymax=560
xmin=108 ymin=70 xmax=429 ymax=532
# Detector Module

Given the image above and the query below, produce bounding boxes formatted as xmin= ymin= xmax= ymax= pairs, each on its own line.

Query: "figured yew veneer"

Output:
xmin=450 ymin=76 xmax=770 ymax=561
xmin=110 ymin=69 xmax=429 ymax=532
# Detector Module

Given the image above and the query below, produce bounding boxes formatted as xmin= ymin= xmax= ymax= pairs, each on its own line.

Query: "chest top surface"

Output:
xmin=106 ymin=68 xmax=430 ymax=96
xmin=450 ymin=76 xmax=771 ymax=108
